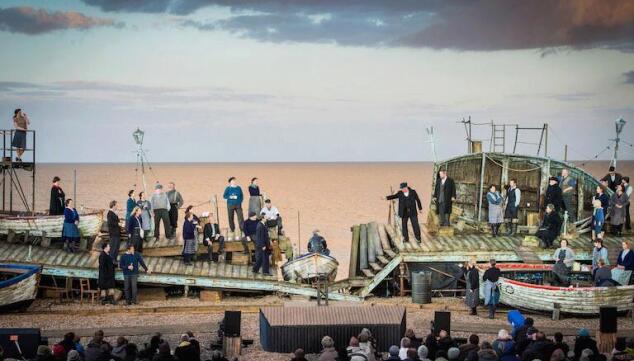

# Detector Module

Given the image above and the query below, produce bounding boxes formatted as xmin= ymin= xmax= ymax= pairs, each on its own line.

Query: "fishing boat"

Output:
xmin=0 ymin=263 xmax=41 ymax=312
xmin=282 ymin=253 xmax=339 ymax=283
xmin=0 ymin=210 xmax=104 ymax=239
xmin=478 ymin=263 xmax=634 ymax=315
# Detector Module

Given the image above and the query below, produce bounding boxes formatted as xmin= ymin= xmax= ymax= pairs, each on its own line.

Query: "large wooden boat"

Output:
xmin=430 ymin=152 xmax=608 ymax=233
xmin=282 ymin=253 xmax=339 ymax=283
xmin=478 ymin=263 xmax=634 ymax=315
xmin=0 ymin=263 xmax=41 ymax=312
xmin=0 ymin=210 xmax=104 ymax=239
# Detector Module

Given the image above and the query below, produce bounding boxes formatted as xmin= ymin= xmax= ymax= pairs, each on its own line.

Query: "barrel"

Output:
xmin=411 ymin=271 xmax=432 ymax=304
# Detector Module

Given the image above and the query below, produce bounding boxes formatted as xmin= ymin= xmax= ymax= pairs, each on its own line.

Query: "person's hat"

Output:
xmin=400 ymin=182 xmax=408 ymax=189
xmin=609 ymin=166 xmax=616 ymax=172
xmin=489 ymin=258 xmax=496 ymax=264
xmin=549 ymin=176 xmax=559 ymax=182
xmin=67 ymin=350 xmax=81 ymax=361
xmin=527 ymin=327 xmax=538 ymax=336
xmin=264 ymin=199 xmax=271 ymax=203
xmin=448 ymin=347 xmax=460 ymax=360
xmin=313 ymin=229 xmax=320 ymax=234
xmin=389 ymin=345 xmax=399 ymax=356
xmin=248 ymin=211 xmax=257 ymax=217
xmin=37 ymin=345 xmax=51 ymax=356
xmin=577 ymin=328 xmax=590 ymax=337
xmin=154 ymin=183 xmax=163 ymax=190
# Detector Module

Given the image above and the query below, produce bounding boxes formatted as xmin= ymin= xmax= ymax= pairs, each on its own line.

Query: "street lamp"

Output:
xmin=132 ymin=127 xmax=145 ymax=146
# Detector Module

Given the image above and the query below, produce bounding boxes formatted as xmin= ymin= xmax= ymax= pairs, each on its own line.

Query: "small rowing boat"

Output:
xmin=0 ymin=263 xmax=41 ymax=312
xmin=282 ymin=253 xmax=339 ymax=283
xmin=0 ymin=210 xmax=104 ymax=239
xmin=478 ymin=263 xmax=634 ymax=315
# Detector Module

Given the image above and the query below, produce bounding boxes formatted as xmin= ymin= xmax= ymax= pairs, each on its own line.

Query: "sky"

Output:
xmin=0 ymin=0 xmax=633 ymax=163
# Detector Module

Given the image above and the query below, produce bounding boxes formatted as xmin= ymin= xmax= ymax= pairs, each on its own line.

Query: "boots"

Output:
xmin=108 ymin=295 xmax=117 ymax=305
xmin=511 ymin=223 xmax=518 ymax=236
xmin=470 ymin=307 xmax=477 ymax=315
xmin=101 ymin=296 xmax=108 ymax=305
xmin=490 ymin=224 xmax=496 ymax=237
xmin=488 ymin=305 xmax=495 ymax=319
xmin=505 ymin=222 xmax=513 ymax=236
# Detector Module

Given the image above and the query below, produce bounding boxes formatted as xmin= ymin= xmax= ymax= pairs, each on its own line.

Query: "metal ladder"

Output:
xmin=491 ymin=124 xmax=506 ymax=153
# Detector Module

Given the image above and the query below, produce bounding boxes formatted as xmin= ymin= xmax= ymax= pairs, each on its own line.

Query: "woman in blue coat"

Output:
xmin=617 ymin=241 xmax=634 ymax=271
xmin=63 ymin=199 xmax=80 ymax=253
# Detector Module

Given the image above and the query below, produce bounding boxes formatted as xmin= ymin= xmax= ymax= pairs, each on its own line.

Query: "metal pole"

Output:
xmin=73 ymin=169 xmax=77 ymax=205
xmin=544 ymin=123 xmax=549 ymax=157
xmin=477 ymin=152 xmax=487 ymax=223
xmin=32 ymin=130 xmax=35 ymax=215
xmin=564 ymin=145 xmax=568 ymax=162
xmin=297 ymin=210 xmax=301 ymax=256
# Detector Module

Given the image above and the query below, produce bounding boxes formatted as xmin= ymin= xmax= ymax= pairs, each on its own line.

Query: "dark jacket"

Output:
xmin=537 ymin=211 xmax=562 ymax=241
xmin=459 ymin=344 xmax=480 ymax=361
xmin=437 ymin=337 xmax=457 ymax=354
xmin=152 ymin=353 xmax=176 ymax=361
xmin=387 ymin=189 xmax=423 ymax=218
xmin=107 ymin=210 xmax=121 ymax=237
xmin=203 ymin=223 xmax=221 ymax=245
xmin=464 ymin=267 xmax=479 ymax=290
xmin=119 ymin=252 xmax=148 ymax=276
xmin=522 ymin=339 xmax=554 ymax=361
xmin=617 ymin=250 xmax=634 ymax=271
xmin=255 ymin=221 xmax=270 ymax=249
xmin=174 ymin=342 xmax=198 ymax=361
xmin=243 ymin=219 xmax=259 ymax=237
xmin=433 ymin=177 xmax=457 ymax=214
xmin=544 ymin=184 xmax=564 ymax=212
xmin=127 ymin=215 xmax=142 ymax=235
xmin=98 ymin=251 xmax=115 ymax=289
xmin=50 ymin=185 xmax=65 ymax=215
xmin=183 ymin=218 xmax=196 ymax=240
xmin=573 ymin=336 xmax=598 ymax=361
xmin=601 ymin=172 xmax=623 ymax=192
xmin=483 ymin=267 xmax=501 ymax=283
xmin=84 ymin=341 xmax=110 ymax=361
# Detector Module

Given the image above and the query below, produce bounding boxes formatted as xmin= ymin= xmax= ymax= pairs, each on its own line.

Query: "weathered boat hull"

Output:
xmin=0 ymin=264 xmax=41 ymax=312
xmin=479 ymin=264 xmax=634 ymax=315
xmin=0 ymin=211 xmax=104 ymax=238
xmin=282 ymin=253 xmax=339 ymax=283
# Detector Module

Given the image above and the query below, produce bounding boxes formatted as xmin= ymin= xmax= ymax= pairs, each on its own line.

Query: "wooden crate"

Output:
xmin=231 ymin=253 xmax=250 ymax=265
xmin=526 ymin=212 xmax=540 ymax=227
xmin=438 ymin=227 xmax=454 ymax=237
xmin=200 ymin=290 xmax=223 ymax=302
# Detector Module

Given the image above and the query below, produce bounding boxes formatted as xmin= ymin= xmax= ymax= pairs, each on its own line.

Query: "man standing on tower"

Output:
xmin=386 ymin=182 xmax=423 ymax=243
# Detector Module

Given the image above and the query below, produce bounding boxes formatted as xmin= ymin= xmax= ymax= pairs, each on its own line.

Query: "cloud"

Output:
xmin=0 ymin=6 xmax=118 ymax=34
xmin=82 ymin=0 xmax=634 ymax=52
xmin=624 ymin=71 xmax=634 ymax=84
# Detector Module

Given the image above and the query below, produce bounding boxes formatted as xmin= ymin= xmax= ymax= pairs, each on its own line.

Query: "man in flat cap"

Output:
xmin=151 ymin=183 xmax=172 ymax=239
xmin=386 ymin=182 xmax=423 ymax=243
xmin=601 ymin=166 xmax=622 ymax=192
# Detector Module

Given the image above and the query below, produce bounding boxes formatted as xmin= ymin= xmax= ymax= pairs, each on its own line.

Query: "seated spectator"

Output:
xmin=478 ymin=342 xmax=498 ymax=361
xmin=261 ymin=199 xmax=284 ymax=235
xmin=553 ymin=332 xmax=570 ymax=356
xmin=594 ymin=259 xmax=617 ymax=287
xmin=111 ymin=337 xmax=128 ymax=361
xmin=185 ymin=331 xmax=200 ymax=361
xmin=406 ymin=329 xmax=423 ymax=350
xmin=348 ymin=337 xmax=371 ymax=361
xmin=580 ymin=349 xmax=594 ymax=361
xmin=514 ymin=317 xmax=534 ymax=343
xmin=448 ymin=347 xmax=460 ymax=361
xmin=67 ymin=350 xmax=81 ymax=361
xmin=551 ymin=349 xmax=566 ymax=361
xmin=611 ymin=338 xmax=631 ymax=361
xmin=459 ymin=334 xmax=480 ymax=361
xmin=139 ymin=333 xmax=164 ymax=360
xmin=492 ymin=330 xmax=516 ymax=361
xmin=400 ymin=337 xmax=412 ymax=360
xmin=418 ymin=346 xmax=432 ymax=361
xmin=85 ymin=331 xmax=111 ymax=361
xmin=425 ymin=333 xmax=439 ymax=360
xmin=174 ymin=334 xmax=197 ymax=361
xmin=291 ymin=348 xmax=308 ymax=361
xmin=210 ymin=350 xmax=229 ymax=361
xmin=153 ymin=343 xmax=176 ymax=361
xmin=575 ymin=329 xmax=599 ymax=361
xmin=359 ymin=330 xmax=377 ymax=361
xmin=522 ymin=332 xmax=554 ymax=361
xmin=36 ymin=345 xmax=54 ymax=361
xmin=406 ymin=349 xmax=419 ymax=361
xmin=124 ymin=344 xmax=138 ymax=361
xmin=318 ymin=336 xmax=338 ymax=361
xmin=437 ymin=330 xmax=457 ymax=354
xmin=386 ymin=346 xmax=401 ymax=361
xmin=516 ymin=327 xmax=538 ymax=356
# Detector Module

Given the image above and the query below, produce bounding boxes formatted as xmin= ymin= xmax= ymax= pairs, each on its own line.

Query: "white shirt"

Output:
xmin=260 ymin=206 xmax=279 ymax=220
xmin=625 ymin=184 xmax=632 ymax=197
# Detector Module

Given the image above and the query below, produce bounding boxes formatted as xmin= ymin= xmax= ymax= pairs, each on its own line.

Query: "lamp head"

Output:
xmin=132 ymin=127 xmax=145 ymax=146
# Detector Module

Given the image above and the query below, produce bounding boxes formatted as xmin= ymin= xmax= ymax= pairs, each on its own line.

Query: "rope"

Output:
xmin=485 ymin=154 xmax=543 ymax=172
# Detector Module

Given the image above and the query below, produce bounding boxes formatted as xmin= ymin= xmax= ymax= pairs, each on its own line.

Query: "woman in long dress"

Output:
xmin=127 ymin=207 xmax=144 ymax=253
xmin=486 ymin=185 xmax=504 ymax=237
xmin=62 ymin=199 xmax=80 ymax=253
xmin=462 ymin=259 xmax=480 ymax=315
xmin=49 ymin=176 xmax=65 ymax=215
xmin=137 ymin=192 xmax=153 ymax=241
xmin=610 ymin=185 xmax=629 ymax=236
xmin=248 ymin=177 xmax=263 ymax=216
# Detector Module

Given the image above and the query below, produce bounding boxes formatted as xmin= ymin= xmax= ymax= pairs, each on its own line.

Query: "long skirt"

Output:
xmin=62 ymin=222 xmax=80 ymax=252
xmin=484 ymin=280 xmax=500 ymax=306
xmin=183 ymin=238 xmax=197 ymax=255
xmin=248 ymin=196 xmax=262 ymax=215
xmin=488 ymin=203 xmax=504 ymax=224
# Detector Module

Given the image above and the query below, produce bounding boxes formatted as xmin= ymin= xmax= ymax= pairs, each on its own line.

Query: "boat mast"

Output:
xmin=610 ymin=118 xmax=627 ymax=168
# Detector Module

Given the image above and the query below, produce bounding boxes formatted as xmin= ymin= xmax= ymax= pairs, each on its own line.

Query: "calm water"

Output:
xmin=5 ymin=160 xmax=633 ymax=278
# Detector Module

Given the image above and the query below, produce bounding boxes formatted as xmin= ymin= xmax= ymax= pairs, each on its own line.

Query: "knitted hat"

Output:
xmin=448 ymin=347 xmax=460 ymax=360
xmin=154 ymin=183 xmax=163 ymax=190
xmin=400 ymin=182 xmax=408 ymax=189
xmin=37 ymin=345 xmax=52 ymax=356
xmin=418 ymin=345 xmax=429 ymax=359
xmin=578 ymin=328 xmax=590 ymax=337
xmin=67 ymin=350 xmax=81 ymax=361
xmin=248 ymin=211 xmax=257 ymax=217
xmin=389 ymin=345 xmax=399 ymax=356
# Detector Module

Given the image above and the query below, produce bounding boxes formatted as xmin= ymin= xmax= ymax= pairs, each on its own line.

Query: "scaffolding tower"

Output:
xmin=1 ymin=130 xmax=36 ymax=214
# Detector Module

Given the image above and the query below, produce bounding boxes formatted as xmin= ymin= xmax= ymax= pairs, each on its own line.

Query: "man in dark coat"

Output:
xmin=252 ymin=217 xmax=271 ymax=276
xmin=601 ymin=166 xmax=622 ymax=192
xmin=544 ymin=177 xmax=564 ymax=213
xmin=433 ymin=170 xmax=457 ymax=227
xmin=386 ymin=182 xmax=423 ymax=243
xmin=522 ymin=332 xmax=554 ymax=361
xmin=98 ymin=243 xmax=116 ymax=305
xmin=535 ymin=204 xmax=562 ymax=248
xmin=107 ymin=200 xmax=121 ymax=263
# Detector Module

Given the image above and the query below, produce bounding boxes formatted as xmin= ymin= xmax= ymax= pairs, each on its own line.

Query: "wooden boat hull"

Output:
xmin=0 ymin=263 xmax=41 ymax=312
xmin=479 ymin=264 xmax=634 ymax=315
xmin=282 ymin=253 xmax=339 ymax=283
xmin=0 ymin=211 xmax=104 ymax=238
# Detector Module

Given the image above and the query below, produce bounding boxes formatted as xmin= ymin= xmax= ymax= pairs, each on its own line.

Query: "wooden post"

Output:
xmin=564 ymin=145 xmax=568 ymax=162
xmin=223 ymin=336 xmax=242 ymax=357
xmin=477 ymin=152 xmax=487 ymax=223
xmin=552 ymin=303 xmax=561 ymax=321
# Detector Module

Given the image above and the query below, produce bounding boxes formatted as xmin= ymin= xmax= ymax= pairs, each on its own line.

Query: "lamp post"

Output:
xmin=133 ymin=127 xmax=148 ymax=194
xmin=611 ymin=118 xmax=626 ymax=168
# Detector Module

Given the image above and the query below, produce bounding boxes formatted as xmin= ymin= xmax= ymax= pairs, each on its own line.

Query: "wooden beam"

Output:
xmin=349 ymin=225 xmax=360 ymax=279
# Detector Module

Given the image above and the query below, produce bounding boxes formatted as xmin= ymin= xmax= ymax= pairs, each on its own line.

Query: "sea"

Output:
xmin=6 ymin=160 xmax=633 ymax=278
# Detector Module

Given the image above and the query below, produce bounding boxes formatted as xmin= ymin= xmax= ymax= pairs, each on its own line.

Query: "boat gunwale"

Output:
xmin=0 ymin=263 xmax=41 ymax=288
xmin=0 ymin=210 xmax=104 ymax=221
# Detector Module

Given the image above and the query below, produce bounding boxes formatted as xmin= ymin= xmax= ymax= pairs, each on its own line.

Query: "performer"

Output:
xmin=617 ymin=241 xmax=634 ymax=271
xmin=593 ymin=185 xmax=610 ymax=218
xmin=98 ymin=243 xmax=116 ymax=305
xmin=242 ymin=211 xmax=259 ymax=256
xmin=167 ymin=182 xmax=184 ymax=233
xmin=386 ymin=182 xmax=422 ymax=243
xmin=591 ymin=238 xmax=609 ymax=272
xmin=119 ymin=245 xmax=150 ymax=305
xmin=11 ymin=108 xmax=29 ymax=162
xmin=127 ymin=207 xmax=144 ymax=253
xmin=107 ymin=200 xmax=122 ymax=262
xmin=482 ymin=259 xmax=501 ymax=319
xmin=248 ymin=177 xmax=263 ymax=216
xmin=151 ymin=184 xmax=172 ymax=239
xmin=137 ymin=192 xmax=153 ymax=241
xmin=591 ymin=199 xmax=605 ymax=241
xmin=182 ymin=212 xmax=197 ymax=265
xmin=261 ymin=199 xmax=284 ymax=235
xmin=610 ymin=184 xmax=629 ymax=236
xmin=552 ymin=239 xmax=574 ymax=286
xmin=486 ymin=185 xmax=504 ymax=237
xmin=504 ymin=179 xmax=521 ymax=236
xmin=308 ymin=229 xmax=330 ymax=256
xmin=559 ymin=169 xmax=577 ymax=222
xmin=623 ymin=177 xmax=632 ymax=231
xmin=594 ymin=259 xmax=616 ymax=287
xmin=63 ymin=199 xmax=80 ymax=253
xmin=49 ymin=176 xmax=65 ymax=215
xmin=462 ymin=259 xmax=479 ymax=315
xmin=223 ymin=177 xmax=244 ymax=234
xmin=544 ymin=177 xmax=563 ymax=213
xmin=252 ymin=216 xmax=272 ymax=276
xmin=535 ymin=204 xmax=562 ymax=248
xmin=202 ymin=211 xmax=225 ymax=262
xmin=433 ymin=170 xmax=457 ymax=227
xmin=125 ymin=190 xmax=136 ymax=229
xmin=601 ymin=166 xmax=622 ymax=192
